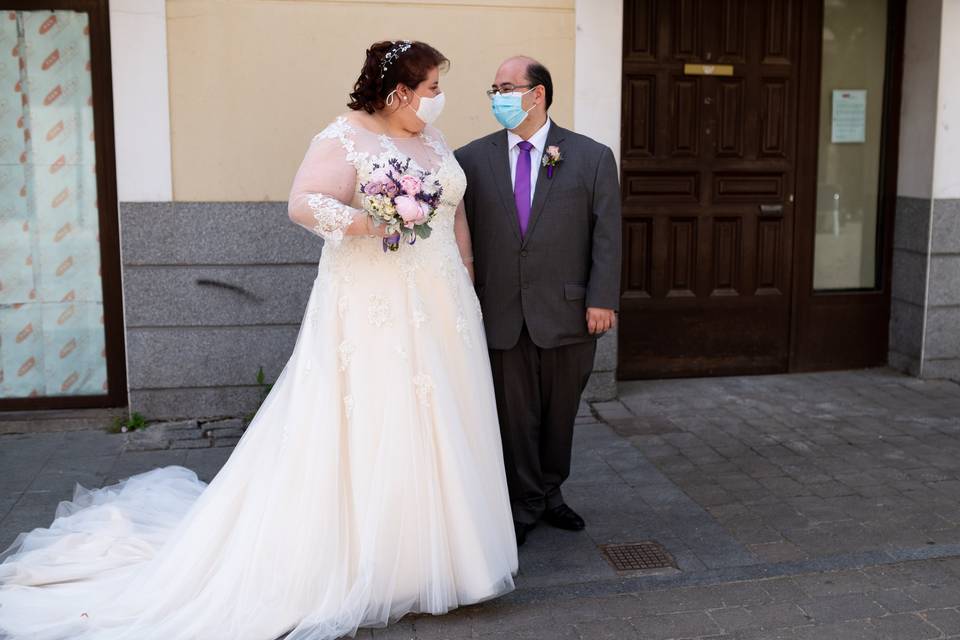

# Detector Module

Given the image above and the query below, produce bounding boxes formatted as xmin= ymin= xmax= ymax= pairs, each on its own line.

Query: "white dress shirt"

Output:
xmin=507 ymin=118 xmax=551 ymax=206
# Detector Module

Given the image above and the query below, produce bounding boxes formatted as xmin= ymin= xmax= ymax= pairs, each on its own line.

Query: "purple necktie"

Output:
xmin=514 ymin=141 xmax=533 ymax=237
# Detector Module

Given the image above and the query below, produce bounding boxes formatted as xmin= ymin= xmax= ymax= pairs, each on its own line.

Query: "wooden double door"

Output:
xmin=618 ymin=0 xmax=878 ymax=379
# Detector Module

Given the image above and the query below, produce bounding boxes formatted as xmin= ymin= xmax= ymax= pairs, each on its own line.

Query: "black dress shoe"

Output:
xmin=514 ymin=521 xmax=536 ymax=546
xmin=542 ymin=503 xmax=586 ymax=531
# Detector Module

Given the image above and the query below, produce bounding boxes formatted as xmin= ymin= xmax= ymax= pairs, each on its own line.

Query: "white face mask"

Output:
xmin=387 ymin=89 xmax=445 ymax=125
xmin=410 ymin=91 xmax=445 ymax=125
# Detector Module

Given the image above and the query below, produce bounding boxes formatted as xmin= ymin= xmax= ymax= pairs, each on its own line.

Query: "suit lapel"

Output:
xmin=486 ymin=131 xmax=522 ymax=244
xmin=522 ymin=123 xmax=566 ymax=247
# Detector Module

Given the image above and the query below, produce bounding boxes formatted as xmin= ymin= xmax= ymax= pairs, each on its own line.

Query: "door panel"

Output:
xmin=619 ymin=0 xmax=803 ymax=378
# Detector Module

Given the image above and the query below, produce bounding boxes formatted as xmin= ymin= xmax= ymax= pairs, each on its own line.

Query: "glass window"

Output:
xmin=813 ymin=0 xmax=889 ymax=290
xmin=0 ymin=11 xmax=107 ymax=399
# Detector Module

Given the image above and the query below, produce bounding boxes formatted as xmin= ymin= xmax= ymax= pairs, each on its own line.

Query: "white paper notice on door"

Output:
xmin=831 ymin=90 xmax=867 ymax=143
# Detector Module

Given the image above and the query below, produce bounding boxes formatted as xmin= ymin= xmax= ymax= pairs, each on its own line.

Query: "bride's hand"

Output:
xmin=364 ymin=216 xmax=389 ymax=237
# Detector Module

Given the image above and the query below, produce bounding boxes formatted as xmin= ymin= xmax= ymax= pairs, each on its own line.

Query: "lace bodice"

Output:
xmin=288 ymin=115 xmax=476 ymax=349
xmin=288 ymin=115 xmax=466 ymax=251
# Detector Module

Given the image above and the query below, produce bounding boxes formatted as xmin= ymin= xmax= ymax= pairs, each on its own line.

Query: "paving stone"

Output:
xmin=748 ymin=541 xmax=808 ymax=563
xmin=759 ymin=578 xmax=807 ymax=603
xmin=871 ymin=613 xmax=941 ymax=639
xmin=788 ymin=619 xmax=885 ymax=640
xmin=212 ymin=436 xmax=243 ymax=448
xmin=870 ymin=588 xmax=924 ymax=614
xmin=903 ymin=583 xmax=960 ymax=608
xmin=709 ymin=603 xmax=811 ymax=633
xmin=792 ymin=571 xmax=872 ymax=598
xmin=103 ymin=449 xmax=189 ymax=484
xmin=630 ymin=611 xmax=721 ymax=639
xmin=546 ymin=594 xmax=643 ymax=622
xmin=475 ymin=621 xmax=580 ymax=639
xmin=718 ymin=582 xmax=778 ymax=607
xmin=201 ymin=418 xmax=247 ymax=441
xmin=922 ymin=608 xmax=960 ymax=636
xmin=574 ymin=618 xmax=642 ymax=639
xmin=798 ymin=593 xmax=886 ymax=623
xmin=808 ymin=481 xmax=858 ymax=498
xmin=634 ymin=586 xmax=726 ymax=613
xmin=151 ymin=420 xmax=201 ymax=438
xmin=169 ymin=438 xmax=213 ymax=449
xmin=409 ymin=612 xmax=476 ymax=639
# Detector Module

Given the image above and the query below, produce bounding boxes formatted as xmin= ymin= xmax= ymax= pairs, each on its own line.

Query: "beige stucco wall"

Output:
xmin=165 ymin=0 xmax=575 ymax=201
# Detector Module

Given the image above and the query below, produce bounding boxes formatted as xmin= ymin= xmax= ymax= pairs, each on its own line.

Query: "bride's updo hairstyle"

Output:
xmin=348 ymin=40 xmax=449 ymax=114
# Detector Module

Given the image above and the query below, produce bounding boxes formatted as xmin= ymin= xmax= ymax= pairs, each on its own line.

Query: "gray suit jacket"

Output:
xmin=455 ymin=122 xmax=622 ymax=351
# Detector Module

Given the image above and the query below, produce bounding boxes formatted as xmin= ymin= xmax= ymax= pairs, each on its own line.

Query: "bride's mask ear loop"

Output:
xmin=384 ymin=88 xmax=409 ymax=108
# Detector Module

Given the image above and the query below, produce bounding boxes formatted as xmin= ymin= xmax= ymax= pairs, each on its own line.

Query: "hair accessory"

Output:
xmin=379 ymin=40 xmax=412 ymax=80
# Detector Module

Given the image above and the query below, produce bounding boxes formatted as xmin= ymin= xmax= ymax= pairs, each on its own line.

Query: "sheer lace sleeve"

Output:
xmin=288 ymin=120 xmax=368 ymax=245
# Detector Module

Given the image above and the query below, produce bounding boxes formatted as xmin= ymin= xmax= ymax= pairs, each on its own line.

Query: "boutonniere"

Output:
xmin=542 ymin=145 xmax=562 ymax=179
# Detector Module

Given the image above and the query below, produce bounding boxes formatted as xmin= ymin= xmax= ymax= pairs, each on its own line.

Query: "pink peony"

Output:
xmin=394 ymin=195 xmax=429 ymax=227
xmin=399 ymin=174 xmax=422 ymax=196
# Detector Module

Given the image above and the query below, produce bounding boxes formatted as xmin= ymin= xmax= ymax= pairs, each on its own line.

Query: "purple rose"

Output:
xmin=363 ymin=169 xmax=391 ymax=196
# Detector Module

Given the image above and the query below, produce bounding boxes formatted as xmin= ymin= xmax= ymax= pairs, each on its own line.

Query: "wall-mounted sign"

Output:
xmin=683 ymin=64 xmax=734 ymax=76
xmin=831 ymin=90 xmax=867 ymax=143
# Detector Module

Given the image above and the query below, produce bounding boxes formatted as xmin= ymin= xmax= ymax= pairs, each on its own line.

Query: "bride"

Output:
xmin=0 ymin=40 xmax=518 ymax=640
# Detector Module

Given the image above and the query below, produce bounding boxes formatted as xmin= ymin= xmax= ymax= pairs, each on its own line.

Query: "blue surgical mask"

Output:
xmin=491 ymin=89 xmax=534 ymax=130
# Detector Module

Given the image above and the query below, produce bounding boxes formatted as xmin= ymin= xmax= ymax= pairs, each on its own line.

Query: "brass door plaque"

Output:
xmin=683 ymin=64 xmax=734 ymax=76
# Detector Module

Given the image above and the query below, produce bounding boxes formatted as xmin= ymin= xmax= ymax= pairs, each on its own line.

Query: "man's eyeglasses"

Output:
xmin=486 ymin=84 xmax=533 ymax=99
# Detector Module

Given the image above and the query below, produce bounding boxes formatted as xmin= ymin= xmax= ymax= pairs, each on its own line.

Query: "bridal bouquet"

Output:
xmin=360 ymin=158 xmax=443 ymax=252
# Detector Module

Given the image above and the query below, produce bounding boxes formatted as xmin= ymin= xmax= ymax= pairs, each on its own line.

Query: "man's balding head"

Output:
xmin=494 ymin=56 xmax=553 ymax=110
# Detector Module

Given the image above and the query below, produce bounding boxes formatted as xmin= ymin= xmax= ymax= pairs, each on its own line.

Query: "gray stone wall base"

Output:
xmin=584 ymin=371 xmax=617 ymax=402
xmin=922 ymin=359 xmax=960 ymax=381
xmin=585 ymin=328 xmax=618 ymax=401
xmin=889 ymin=197 xmax=931 ymax=371
xmin=888 ymin=351 xmax=921 ymax=377
xmin=888 ymin=197 xmax=960 ymax=383
xmin=129 ymin=387 xmax=264 ymax=421
xmin=120 ymin=201 xmax=318 ymax=419
xmin=125 ymin=326 xmax=299 ymax=389
xmin=923 ymin=200 xmax=960 ymax=381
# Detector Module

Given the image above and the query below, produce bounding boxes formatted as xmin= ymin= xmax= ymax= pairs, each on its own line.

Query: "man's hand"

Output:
xmin=586 ymin=307 xmax=616 ymax=334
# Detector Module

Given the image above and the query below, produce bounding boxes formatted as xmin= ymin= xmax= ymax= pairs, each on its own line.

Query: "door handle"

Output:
xmin=759 ymin=204 xmax=784 ymax=216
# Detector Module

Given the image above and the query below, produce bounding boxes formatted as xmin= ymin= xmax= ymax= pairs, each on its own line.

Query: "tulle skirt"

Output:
xmin=0 ymin=241 xmax=518 ymax=639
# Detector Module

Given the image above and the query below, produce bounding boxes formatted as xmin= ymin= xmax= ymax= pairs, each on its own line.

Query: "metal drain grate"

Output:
xmin=600 ymin=542 xmax=675 ymax=572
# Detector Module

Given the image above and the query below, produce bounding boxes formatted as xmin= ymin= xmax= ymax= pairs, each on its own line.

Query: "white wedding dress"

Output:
xmin=0 ymin=116 xmax=518 ymax=639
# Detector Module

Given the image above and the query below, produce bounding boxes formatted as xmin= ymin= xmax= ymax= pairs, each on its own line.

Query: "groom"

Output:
xmin=455 ymin=57 xmax=621 ymax=546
